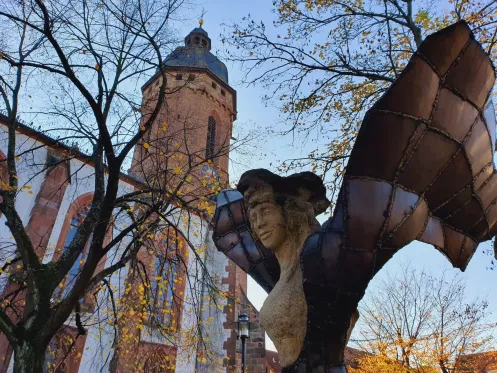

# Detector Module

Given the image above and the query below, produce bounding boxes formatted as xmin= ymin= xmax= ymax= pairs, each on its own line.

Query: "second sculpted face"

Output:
xmin=249 ymin=201 xmax=287 ymax=250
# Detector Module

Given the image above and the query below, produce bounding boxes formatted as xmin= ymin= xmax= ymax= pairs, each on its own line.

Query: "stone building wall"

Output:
xmin=0 ymin=120 xmax=235 ymax=373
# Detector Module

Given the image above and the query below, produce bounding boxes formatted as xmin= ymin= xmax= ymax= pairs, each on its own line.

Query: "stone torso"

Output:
xmin=260 ymin=262 xmax=307 ymax=367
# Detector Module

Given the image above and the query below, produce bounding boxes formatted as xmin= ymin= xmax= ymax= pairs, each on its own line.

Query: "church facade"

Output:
xmin=0 ymin=27 xmax=268 ymax=373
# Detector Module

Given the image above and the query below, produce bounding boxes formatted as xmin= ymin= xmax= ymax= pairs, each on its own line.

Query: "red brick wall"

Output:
xmin=222 ymin=260 xmax=239 ymax=372
xmin=0 ymin=150 xmax=70 ymax=372
xmin=236 ymin=294 xmax=267 ymax=373
xmin=221 ymin=256 xmax=268 ymax=373
xmin=130 ymin=70 xmax=235 ymax=202
xmin=26 ymin=150 xmax=70 ymax=259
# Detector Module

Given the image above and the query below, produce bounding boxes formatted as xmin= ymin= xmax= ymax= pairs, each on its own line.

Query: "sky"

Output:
xmin=174 ymin=0 xmax=497 ymax=352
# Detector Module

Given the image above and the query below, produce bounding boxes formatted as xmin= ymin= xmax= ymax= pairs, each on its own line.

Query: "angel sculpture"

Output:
xmin=212 ymin=21 xmax=497 ymax=373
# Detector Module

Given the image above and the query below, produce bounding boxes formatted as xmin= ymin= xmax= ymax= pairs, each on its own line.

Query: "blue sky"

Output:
xmin=174 ymin=0 xmax=497 ymax=351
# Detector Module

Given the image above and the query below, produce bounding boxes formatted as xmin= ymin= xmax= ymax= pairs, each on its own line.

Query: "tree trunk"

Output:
xmin=13 ymin=342 xmax=46 ymax=373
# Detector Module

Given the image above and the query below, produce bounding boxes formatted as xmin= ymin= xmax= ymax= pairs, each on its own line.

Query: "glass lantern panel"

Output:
xmin=215 ymin=232 xmax=239 ymax=252
xmin=215 ymin=189 xmax=243 ymax=208
xmin=241 ymin=230 xmax=262 ymax=263
xmin=227 ymin=242 xmax=251 ymax=272
xmin=213 ymin=206 xmax=232 ymax=238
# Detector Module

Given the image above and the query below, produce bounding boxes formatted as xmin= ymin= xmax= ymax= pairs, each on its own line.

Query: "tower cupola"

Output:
xmin=185 ymin=27 xmax=211 ymax=50
xmin=160 ymin=26 xmax=229 ymax=84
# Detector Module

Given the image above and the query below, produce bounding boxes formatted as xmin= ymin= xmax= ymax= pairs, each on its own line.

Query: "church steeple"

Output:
xmin=184 ymin=27 xmax=211 ymax=50
xmin=150 ymin=25 xmax=229 ymax=85
xmin=135 ymin=23 xmax=237 ymax=181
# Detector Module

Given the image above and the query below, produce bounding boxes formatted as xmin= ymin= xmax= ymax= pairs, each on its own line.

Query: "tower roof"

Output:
xmin=162 ymin=27 xmax=229 ymax=84
xmin=189 ymin=27 xmax=208 ymax=37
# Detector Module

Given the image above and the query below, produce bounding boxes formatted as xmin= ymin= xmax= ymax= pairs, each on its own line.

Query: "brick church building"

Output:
xmin=0 ymin=25 xmax=274 ymax=373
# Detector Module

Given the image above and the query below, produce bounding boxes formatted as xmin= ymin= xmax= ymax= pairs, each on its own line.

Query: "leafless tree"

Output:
xmin=0 ymin=0 xmax=249 ymax=371
xmin=353 ymin=266 xmax=495 ymax=372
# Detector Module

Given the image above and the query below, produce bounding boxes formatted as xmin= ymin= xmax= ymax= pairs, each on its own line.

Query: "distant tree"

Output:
xmin=223 ymin=0 xmax=497 ymax=200
xmin=350 ymin=267 xmax=496 ymax=373
xmin=349 ymin=354 xmax=438 ymax=373
xmin=0 ymin=0 xmax=248 ymax=372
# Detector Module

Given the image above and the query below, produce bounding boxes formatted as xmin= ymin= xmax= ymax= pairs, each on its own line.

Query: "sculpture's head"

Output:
xmin=237 ymin=169 xmax=330 ymax=252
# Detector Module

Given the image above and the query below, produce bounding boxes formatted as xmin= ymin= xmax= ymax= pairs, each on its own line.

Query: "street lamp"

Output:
xmin=237 ymin=313 xmax=251 ymax=373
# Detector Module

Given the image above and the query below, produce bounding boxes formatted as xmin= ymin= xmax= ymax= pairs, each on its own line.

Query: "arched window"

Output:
xmin=205 ymin=116 xmax=216 ymax=161
xmin=0 ymin=152 xmax=8 ymax=215
xmin=42 ymin=329 xmax=83 ymax=373
xmin=63 ymin=206 xmax=92 ymax=298
xmin=150 ymin=237 xmax=178 ymax=327
xmin=54 ymin=204 xmax=93 ymax=300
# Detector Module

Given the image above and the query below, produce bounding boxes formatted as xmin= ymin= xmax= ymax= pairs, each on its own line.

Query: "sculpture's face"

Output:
xmin=249 ymin=201 xmax=287 ymax=250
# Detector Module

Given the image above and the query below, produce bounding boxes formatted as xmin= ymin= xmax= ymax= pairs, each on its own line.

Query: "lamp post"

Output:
xmin=237 ymin=313 xmax=251 ymax=373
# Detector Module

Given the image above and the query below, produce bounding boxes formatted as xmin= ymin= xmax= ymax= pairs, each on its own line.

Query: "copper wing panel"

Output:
xmin=344 ymin=21 xmax=496 ymax=269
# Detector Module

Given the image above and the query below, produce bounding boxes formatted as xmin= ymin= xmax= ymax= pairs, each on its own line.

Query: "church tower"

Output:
xmin=131 ymin=25 xmax=237 ymax=192
xmin=128 ymin=25 xmax=253 ymax=373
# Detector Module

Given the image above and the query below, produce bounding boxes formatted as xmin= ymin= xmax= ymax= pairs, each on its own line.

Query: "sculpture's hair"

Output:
xmin=281 ymin=194 xmax=320 ymax=248
xmin=245 ymin=182 xmax=320 ymax=248
xmin=237 ymin=168 xmax=330 ymax=215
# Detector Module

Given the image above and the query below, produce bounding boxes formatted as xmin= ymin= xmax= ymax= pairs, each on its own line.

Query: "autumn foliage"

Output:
xmin=350 ymin=267 xmax=496 ymax=373
xmin=224 ymin=0 xmax=497 ymax=200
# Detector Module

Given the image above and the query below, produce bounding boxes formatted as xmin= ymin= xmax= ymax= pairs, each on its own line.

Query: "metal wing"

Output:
xmin=296 ymin=22 xmax=497 ymax=367
xmin=339 ymin=21 xmax=497 ymax=271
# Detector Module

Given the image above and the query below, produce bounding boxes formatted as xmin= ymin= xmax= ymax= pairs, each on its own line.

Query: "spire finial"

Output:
xmin=199 ymin=8 xmax=206 ymax=28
